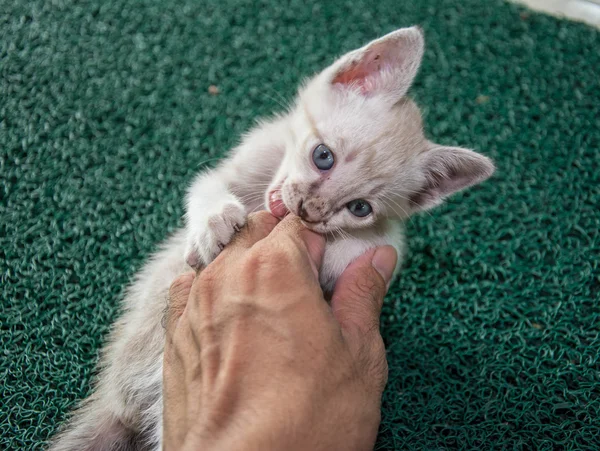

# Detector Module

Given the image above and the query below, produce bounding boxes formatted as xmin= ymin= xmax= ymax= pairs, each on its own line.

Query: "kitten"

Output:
xmin=49 ymin=26 xmax=494 ymax=450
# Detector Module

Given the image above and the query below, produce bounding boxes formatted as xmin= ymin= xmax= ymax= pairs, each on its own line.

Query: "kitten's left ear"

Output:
xmin=409 ymin=144 xmax=495 ymax=211
xmin=329 ymin=26 xmax=424 ymax=103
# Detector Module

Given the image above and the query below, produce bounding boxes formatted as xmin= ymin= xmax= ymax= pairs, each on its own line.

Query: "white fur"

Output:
xmin=49 ymin=26 xmax=494 ymax=451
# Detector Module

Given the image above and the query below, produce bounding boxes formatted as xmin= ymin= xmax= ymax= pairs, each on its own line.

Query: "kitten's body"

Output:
xmin=50 ymin=27 xmax=493 ymax=450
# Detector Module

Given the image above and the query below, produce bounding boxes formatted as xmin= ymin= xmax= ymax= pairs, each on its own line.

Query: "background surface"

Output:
xmin=1 ymin=0 xmax=599 ymax=449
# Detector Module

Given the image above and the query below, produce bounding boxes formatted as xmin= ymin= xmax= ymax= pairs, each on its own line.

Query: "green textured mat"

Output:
xmin=2 ymin=0 xmax=599 ymax=449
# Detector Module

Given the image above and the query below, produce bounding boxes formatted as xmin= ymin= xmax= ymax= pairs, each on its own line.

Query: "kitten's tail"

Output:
xmin=48 ymin=396 xmax=146 ymax=451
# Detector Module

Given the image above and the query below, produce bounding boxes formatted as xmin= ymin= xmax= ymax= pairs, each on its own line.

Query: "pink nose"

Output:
xmin=296 ymin=199 xmax=323 ymax=223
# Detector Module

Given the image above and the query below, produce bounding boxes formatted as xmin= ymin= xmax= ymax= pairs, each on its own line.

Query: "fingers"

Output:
xmin=221 ymin=211 xmax=281 ymax=256
xmin=265 ymin=215 xmax=326 ymax=274
xmin=330 ymin=246 xmax=397 ymax=336
xmin=165 ymin=272 xmax=195 ymax=339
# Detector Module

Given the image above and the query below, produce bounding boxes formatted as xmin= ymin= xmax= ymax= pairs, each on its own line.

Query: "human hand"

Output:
xmin=163 ymin=212 xmax=397 ymax=451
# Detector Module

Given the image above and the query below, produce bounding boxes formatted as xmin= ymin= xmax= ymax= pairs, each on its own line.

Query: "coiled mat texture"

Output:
xmin=1 ymin=0 xmax=599 ymax=449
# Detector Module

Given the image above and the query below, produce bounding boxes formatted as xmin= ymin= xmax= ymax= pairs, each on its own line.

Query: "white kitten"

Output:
xmin=49 ymin=26 xmax=494 ymax=450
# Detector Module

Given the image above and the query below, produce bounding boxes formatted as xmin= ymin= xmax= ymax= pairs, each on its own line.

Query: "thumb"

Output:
xmin=330 ymin=246 xmax=397 ymax=335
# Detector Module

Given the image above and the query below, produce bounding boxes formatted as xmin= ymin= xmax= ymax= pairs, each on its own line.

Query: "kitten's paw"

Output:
xmin=185 ymin=200 xmax=247 ymax=268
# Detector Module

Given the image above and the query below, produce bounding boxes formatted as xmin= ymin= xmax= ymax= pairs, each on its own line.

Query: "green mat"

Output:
xmin=2 ymin=0 xmax=599 ymax=449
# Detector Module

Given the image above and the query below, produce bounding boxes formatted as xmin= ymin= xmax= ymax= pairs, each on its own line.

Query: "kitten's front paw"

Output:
xmin=185 ymin=200 xmax=247 ymax=268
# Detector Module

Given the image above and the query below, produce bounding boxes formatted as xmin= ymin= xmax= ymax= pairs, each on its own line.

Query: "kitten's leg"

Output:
xmin=184 ymin=117 xmax=290 ymax=267
xmin=49 ymin=232 xmax=188 ymax=451
xmin=184 ymin=172 xmax=248 ymax=267
xmin=49 ymin=117 xmax=291 ymax=450
xmin=320 ymin=220 xmax=405 ymax=295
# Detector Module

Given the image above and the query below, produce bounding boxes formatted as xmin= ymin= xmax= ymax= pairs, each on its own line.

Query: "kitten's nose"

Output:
xmin=297 ymin=198 xmax=322 ymax=223
xmin=297 ymin=199 xmax=309 ymax=221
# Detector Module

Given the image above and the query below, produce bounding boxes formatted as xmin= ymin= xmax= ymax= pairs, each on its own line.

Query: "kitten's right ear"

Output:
xmin=409 ymin=144 xmax=495 ymax=212
xmin=327 ymin=26 xmax=424 ymax=104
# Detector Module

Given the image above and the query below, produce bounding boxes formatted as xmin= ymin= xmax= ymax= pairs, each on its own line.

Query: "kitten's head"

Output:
xmin=267 ymin=27 xmax=494 ymax=233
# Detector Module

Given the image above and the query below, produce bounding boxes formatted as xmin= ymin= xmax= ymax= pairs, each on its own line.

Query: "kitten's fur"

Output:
xmin=49 ymin=27 xmax=494 ymax=450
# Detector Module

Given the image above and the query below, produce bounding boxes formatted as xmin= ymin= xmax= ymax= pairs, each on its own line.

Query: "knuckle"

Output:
xmin=355 ymin=273 xmax=380 ymax=295
xmin=347 ymin=270 xmax=385 ymax=306
xmin=240 ymin=245 xmax=293 ymax=284
xmin=267 ymin=246 xmax=293 ymax=265
xmin=248 ymin=211 xmax=279 ymax=234
xmin=370 ymin=353 xmax=389 ymax=392
xmin=242 ymin=251 xmax=273 ymax=274
xmin=241 ymin=250 xmax=266 ymax=271
xmin=169 ymin=273 xmax=194 ymax=299
xmin=228 ymin=300 xmax=259 ymax=323
xmin=346 ymin=279 xmax=378 ymax=307
xmin=197 ymin=264 xmax=220 ymax=288
xmin=358 ymin=337 xmax=388 ymax=393
xmin=251 ymin=210 xmax=278 ymax=225
xmin=251 ymin=242 xmax=291 ymax=266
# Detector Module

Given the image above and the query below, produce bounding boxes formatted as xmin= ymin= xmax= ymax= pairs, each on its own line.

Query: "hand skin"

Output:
xmin=163 ymin=212 xmax=397 ymax=451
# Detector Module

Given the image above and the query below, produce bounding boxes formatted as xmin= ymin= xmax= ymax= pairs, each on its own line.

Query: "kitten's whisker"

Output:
xmin=264 ymin=85 xmax=293 ymax=112
xmin=384 ymin=192 xmax=432 ymax=221
xmin=337 ymin=227 xmax=349 ymax=240
xmin=389 ymin=189 xmax=434 ymax=219
xmin=329 ymin=227 xmax=341 ymax=242
xmin=391 ymin=192 xmax=412 ymax=202
xmin=236 ymin=186 xmax=280 ymax=201
xmin=238 ymin=189 xmax=281 ymax=205
xmin=381 ymin=197 xmax=417 ymax=226
xmin=334 ymin=226 xmax=352 ymax=241
xmin=380 ymin=197 xmax=401 ymax=216
xmin=239 ymin=182 xmax=274 ymax=188
xmin=384 ymin=195 xmax=422 ymax=226
xmin=381 ymin=194 xmax=410 ymax=218
xmin=238 ymin=192 xmax=266 ymax=202
xmin=238 ymin=198 xmax=266 ymax=207
xmin=194 ymin=156 xmax=225 ymax=169
xmin=248 ymin=202 xmax=267 ymax=214
xmin=245 ymin=170 xmax=278 ymax=179
xmin=325 ymin=230 xmax=336 ymax=243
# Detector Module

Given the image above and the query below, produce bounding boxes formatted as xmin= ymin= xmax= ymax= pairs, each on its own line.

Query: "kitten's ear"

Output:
xmin=329 ymin=26 xmax=424 ymax=103
xmin=410 ymin=144 xmax=495 ymax=211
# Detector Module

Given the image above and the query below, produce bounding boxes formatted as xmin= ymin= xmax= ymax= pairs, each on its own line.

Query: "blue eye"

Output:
xmin=347 ymin=199 xmax=372 ymax=217
xmin=312 ymin=144 xmax=334 ymax=170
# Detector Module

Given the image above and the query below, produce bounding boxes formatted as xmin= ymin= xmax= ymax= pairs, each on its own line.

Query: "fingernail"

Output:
xmin=371 ymin=246 xmax=398 ymax=287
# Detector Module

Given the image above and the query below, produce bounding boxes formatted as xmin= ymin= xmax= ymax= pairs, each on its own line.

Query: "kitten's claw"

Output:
xmin=184 ymin=198 xmax=247 ymax=267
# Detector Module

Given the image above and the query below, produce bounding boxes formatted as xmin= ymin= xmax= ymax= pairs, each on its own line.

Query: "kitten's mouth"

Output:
xmin=267 ymin=188 xmax=289 ymax=219
xmin=267 ymin=187 xmax=325 ymax=232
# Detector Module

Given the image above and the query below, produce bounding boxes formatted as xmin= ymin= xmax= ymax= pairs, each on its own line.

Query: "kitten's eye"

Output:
xmin=312 ymin=144 xmax=334 ymax=170
xmin=347 ymin=199 xmax=372 ymax=217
